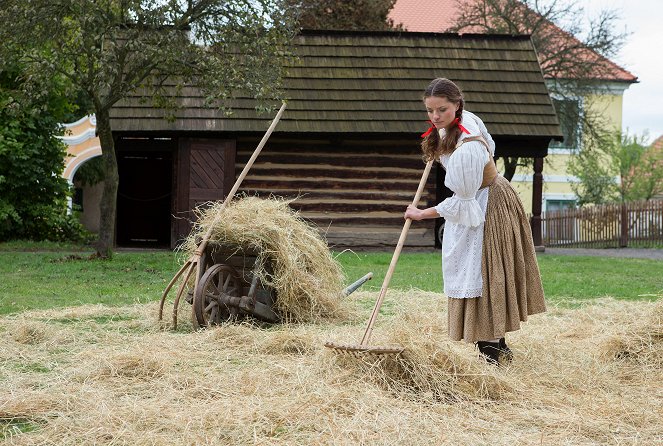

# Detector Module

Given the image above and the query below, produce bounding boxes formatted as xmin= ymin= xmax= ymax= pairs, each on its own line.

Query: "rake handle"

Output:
xmin=360 ymin=160 xmax=434 ymax=346
xmin=194 ymin=102 xmax=287 ymax=256
xmin=160 ymin=102 xmax=287 ymax=327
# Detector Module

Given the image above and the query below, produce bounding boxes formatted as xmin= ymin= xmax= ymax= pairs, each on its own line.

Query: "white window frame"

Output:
xmin=543 ymin=193 xmax=578 ymax=212
xmin=548 ymin=95 xmax=584 ymax=154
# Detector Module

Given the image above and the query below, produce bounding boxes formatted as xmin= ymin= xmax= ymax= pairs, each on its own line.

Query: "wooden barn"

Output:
xmin=108 ymin=30 xmax=562 ymax=250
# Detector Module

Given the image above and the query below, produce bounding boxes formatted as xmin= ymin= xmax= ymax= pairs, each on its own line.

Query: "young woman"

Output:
xmin=405 ymin=78 xmax=546 ymax=365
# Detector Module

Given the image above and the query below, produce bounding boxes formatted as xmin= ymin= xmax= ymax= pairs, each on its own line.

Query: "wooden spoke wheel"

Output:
xmin=193 ymin=264 xmax=243 ymax=328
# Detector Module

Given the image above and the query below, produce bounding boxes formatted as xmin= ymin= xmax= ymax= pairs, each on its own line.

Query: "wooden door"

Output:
xmin=174 ymin=138 xmax=236 ymax=246
xmin=115 ymin=136 xmax=176 ymax=249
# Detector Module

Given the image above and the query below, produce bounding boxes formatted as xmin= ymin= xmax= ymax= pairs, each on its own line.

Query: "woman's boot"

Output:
xmin=476 ymin=338 xmax=513 ymax=365
xmin=498 ymin=337 xmax=513 ymax=364
xmin=476 ymin=340 xmax=501 ymax=365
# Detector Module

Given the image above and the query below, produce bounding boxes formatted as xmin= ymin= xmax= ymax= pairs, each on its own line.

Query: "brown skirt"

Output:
xmin=448 ymin=176 xmax=546 ymax=342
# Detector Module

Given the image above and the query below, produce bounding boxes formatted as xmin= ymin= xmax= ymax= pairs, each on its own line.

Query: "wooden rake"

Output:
xmin=325 ymin=160 xmax=434 ymax=356
xmin=158 ymin=102 xmax=287 ymax=329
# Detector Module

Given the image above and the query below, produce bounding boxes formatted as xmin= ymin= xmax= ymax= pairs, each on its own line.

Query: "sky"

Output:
xmin=583 ymin=0 xmax=663 ymax=143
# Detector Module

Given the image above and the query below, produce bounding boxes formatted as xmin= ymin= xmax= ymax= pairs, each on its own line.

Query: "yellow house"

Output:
xmin=389 ymin=0 xmax=638 ymax=213
xmin=59 ymin=115 xmax=103 ymax=233
xmin=512 ymin=90 xmax=629 ymax=212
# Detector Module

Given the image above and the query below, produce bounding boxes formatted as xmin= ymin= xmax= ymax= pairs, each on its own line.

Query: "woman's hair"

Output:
xmin=421 ymin=78 xmax=465 ymax=161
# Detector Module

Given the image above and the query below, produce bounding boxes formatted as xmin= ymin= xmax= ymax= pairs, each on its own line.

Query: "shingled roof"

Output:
xmin=110 ymin=30 xmax=562 ymax=143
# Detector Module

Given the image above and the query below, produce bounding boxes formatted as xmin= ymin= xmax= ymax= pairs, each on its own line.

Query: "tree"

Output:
xmin=0 ymin=65 xmax=85 ymax=241
xmin=0 ymin=0 xmax=296 ymax=258
xmin=285 ymin=0 xmax=401 ymax=31
xmin=450 ymin=0 xmax=629 ymax=180
xmin=630 ymin=140 xmax=663 ymax=201
xmin=568 ymin=131 xmax=663 ymax=205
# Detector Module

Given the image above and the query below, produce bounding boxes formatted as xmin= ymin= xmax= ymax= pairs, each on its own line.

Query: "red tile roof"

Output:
xmin=389 ymin=0 xmax=637 ymax=82
xmin=652 ymin=135 xmax=663 ymax=151
xmin=389 ymin=0 xmax=457 ymax=32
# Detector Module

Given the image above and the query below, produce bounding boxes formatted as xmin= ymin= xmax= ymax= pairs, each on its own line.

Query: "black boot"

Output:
xmin=476 ymin=338 xmax=513 ymax=365
xmin=498 ymin=337 xmax=513 ymax=364
xmin=476 ymin=340 xmax=501 ymax=365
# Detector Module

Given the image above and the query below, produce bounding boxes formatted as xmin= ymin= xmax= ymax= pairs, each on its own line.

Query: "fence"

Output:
xmin=541 ymin=200 xmax=663 ymax=248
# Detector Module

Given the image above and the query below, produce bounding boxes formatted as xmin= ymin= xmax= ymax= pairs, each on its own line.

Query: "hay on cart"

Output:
xmin=179 ymin=196 xmax=346 ymax=323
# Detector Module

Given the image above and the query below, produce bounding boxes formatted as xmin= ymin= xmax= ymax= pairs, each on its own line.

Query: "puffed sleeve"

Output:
xmin=434 ymin=142 xmax=489 ymax=227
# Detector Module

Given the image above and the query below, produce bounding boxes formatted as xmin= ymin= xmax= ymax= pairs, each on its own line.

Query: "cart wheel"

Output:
xmin=193 ymin=264 xmax=243 ymax=328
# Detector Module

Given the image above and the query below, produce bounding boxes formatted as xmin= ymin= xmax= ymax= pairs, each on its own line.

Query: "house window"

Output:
xmin=550 ymin=99 xmax=581 ymax=150
xmin=545 ymin=199 xmax=576 ymax=213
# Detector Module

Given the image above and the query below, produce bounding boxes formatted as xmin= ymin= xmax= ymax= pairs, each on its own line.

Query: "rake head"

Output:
xmin=324 ymin=341 xmax=404 ymax=357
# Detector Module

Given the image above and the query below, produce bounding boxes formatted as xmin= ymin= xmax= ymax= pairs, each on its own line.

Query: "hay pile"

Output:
xmin=602 ymin=297 xmax=662 ymax=368
xmin=179 ymin=196 xmax=345 ymax=323
xmin=1 ymin=294 xmax=661 ymax=445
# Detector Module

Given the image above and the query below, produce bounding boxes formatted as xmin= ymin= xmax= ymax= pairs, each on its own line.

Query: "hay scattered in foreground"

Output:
xmin=1 ymin=294 xmax=661 ymax=445
xmin=179 ymin=196 xmax=346 ymax=323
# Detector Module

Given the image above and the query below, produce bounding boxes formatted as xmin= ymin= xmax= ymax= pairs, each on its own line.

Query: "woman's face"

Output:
xmin=425 ymin=96 xmax=459 ymax=130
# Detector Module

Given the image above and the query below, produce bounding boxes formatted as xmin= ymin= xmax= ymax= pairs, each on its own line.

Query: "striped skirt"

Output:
xmin=447 ymin=176 xmax=546 ymax=342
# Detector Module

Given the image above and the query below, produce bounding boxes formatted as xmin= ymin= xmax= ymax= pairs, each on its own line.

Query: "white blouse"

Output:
xmin=434 ymin=111 xmax=496 ymax=298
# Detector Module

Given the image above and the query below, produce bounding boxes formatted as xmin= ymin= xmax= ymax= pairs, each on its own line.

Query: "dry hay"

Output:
xmin=1 ymin=293 xmax=662 ymax=445
xmin=179 ymin=196 xmax=345 ymax=323
xmin=341 ymin=315 xmax=514 ymax=402
xmin=10 ymin=323 xmax=49 ymax=345
xmin=601 ymin=298 xmax=663 ymax=370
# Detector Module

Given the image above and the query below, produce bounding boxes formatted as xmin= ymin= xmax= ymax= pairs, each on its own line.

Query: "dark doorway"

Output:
xmin=116 ymin=137 xmax=175 ymax=248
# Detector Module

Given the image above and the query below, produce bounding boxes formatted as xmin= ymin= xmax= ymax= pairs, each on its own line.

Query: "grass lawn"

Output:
xmin=0 ymin=243 xmax=661 ymax=315
xmin=1 ymin=242 xmax=662 ymax=443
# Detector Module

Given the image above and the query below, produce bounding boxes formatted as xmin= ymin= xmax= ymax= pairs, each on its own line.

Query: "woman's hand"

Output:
xmin=405 ymin=205 xmax=423 ymax=221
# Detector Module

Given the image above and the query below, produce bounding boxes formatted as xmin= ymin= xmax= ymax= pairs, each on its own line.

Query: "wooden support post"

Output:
xmin=531 ymin=157 xmax=544 ymax=251
xmin=619 ymin=202 xmax=628 ymax=247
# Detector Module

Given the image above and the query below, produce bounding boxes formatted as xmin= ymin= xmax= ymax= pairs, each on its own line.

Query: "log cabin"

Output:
xmin=103 ymin=30 xmax=562 ymax=250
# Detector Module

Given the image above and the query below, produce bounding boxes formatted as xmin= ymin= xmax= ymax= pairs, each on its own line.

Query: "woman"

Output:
xmin=405 ymin=78 xmax=546 ymax=365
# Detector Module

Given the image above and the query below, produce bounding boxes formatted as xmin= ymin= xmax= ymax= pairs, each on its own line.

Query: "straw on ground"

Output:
xmin=1 ymin=291 xmax=661 ymax=445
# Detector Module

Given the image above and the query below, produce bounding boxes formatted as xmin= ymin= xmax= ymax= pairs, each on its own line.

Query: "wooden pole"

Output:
xmin=158 ymin=102 xmax=287 ymax=327
xmin=193 ymin=102 xmax=288 ymax=257
xmin=530 ymin=157 xmax=544 ymax=251
xmin=619 ymin=202 xmax=628 ymax=247
xmin=360 ymin=160 xmax=433 ymax=346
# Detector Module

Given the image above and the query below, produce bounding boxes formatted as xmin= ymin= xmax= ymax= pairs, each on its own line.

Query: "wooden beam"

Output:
xmin=531 ymin=157 xmax=544 ymax=251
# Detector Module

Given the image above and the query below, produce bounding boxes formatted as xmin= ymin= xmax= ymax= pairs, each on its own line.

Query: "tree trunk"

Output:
xmin=502 ymin=156 xmax=519 ymax=182
xmin=95 ymin=108 xmax=119 ymax=258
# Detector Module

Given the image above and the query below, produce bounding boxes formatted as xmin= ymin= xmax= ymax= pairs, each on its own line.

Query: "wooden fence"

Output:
xmin=541 ymin=200 xmax=663 ymax=248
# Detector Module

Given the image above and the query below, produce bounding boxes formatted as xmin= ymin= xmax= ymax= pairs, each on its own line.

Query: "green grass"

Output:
xmin=336 ymin=251 xmax=663 ymax=306
xmin=536 ymin=254 xmax=662 ymax=303
xmin=0 ymin=242 xmax=661 ymax=315
xmin=1 ymin=418 xmax=41 ymax=439
xmin=0 ymin=249 xmax=182 ymax=315
xmin=0 ymin=240 xmax=94 ymax=252
xmin=337 ymin=251 xmax=443 ymax=292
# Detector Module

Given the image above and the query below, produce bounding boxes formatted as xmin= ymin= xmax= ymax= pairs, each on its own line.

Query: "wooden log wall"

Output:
xmin=235 ymin=136 xmax=438 ymax=250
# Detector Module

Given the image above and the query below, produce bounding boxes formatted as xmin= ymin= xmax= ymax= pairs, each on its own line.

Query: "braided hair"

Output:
xmin=421 ymin=78 xmax=465 ymax=162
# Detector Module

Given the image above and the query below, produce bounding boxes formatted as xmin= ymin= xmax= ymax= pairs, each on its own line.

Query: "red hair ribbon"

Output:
xmin=421 ymin=118 xmax=470 ymax=138
xmin=420 ymin=120 xmax=436 ymax=138
xmin=452 ymin=117 xmax=471 ymax=134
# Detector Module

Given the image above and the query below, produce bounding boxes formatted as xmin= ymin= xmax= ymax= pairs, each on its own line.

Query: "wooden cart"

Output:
xmin=186 ymin=242 xmax=372 ymax=329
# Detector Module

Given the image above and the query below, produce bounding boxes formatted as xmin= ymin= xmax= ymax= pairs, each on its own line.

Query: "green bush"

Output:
xmin=0 ymin=72 xmax=87 ymax=242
